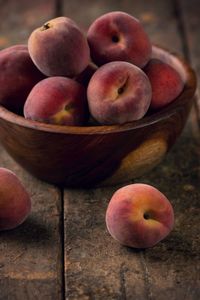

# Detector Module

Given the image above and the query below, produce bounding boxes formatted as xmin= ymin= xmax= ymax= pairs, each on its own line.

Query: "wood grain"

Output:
xmin=0 ymin=1 xmax=63 ymax=300
xmin=64 ymin=133 xmax=200 ymax=299
xmin=0 ymin=144 xmax=63 ymax=300
xmin=0 ymin=1 xmax=199 ymax=299
xmin=0 ymin=0 xmax=55 ymax=50
xmin=63 ymin=0 xmax=200 ymax=299
xmin=178 ymin=0 xmax=200 ymax=141
xmin=64 ymin=0 xmax=183 ymax=53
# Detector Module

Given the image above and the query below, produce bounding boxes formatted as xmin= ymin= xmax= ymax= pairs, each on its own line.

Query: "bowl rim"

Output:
xmin=0 ymin=45 xmax=197 ymax=135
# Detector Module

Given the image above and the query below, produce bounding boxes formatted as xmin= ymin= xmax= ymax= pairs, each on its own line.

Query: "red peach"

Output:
xmin=87 ymin=61 xmax=152 ymax=125
xmin=106 ymin=183 xmax=174 ymax=248
xmin=0 ymin=45 xmax=45 ymax=114
xmin=143 ymin=59 xmax=184 ymax=110
xmin=28 ymin=17 xmax=90 ymax=77
xmin=87 ymin=11 xmax=152 ymax=67
xmin=0 ymin=168 xmax=31 ymax=231
xmin=24 ymin=76 xmax=88 ymax=126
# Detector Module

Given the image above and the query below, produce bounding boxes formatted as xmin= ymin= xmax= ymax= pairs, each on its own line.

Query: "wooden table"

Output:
xmin=0 ymin=0 xmax=199 ymax=299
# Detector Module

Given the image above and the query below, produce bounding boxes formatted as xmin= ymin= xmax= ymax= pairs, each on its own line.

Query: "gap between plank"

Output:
xmin=173 ymin=0 xmax=200 ymax=135
xmin=172 ymin=0 xmax=190 ymax=60
xmin=140 ymin=252 xmax=153 ymax=300
xmin=60 ymin=188 xmax=66 ymax=300
xmin=119 ymin=263 xmax=127 ymax=300
xmin=55 ymin=0 xmax=64 ymax=17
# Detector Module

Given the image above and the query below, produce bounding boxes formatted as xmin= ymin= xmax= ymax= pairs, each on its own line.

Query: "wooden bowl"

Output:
xmin=0 ymin=46 xmax=197 ymax=187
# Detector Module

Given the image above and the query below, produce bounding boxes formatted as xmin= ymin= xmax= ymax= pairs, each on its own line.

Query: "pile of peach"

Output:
xmin=0 ymin=12 xmax=179 ymax=248
xmin=0 ymin=11 xmax=184 ymax=126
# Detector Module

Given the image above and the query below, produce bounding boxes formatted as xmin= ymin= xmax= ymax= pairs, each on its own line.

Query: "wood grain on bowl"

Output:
xmin=0 ymin=46 xmax=197 ymax=187
xmin=100 ymin=132 xmax=168 ymax=186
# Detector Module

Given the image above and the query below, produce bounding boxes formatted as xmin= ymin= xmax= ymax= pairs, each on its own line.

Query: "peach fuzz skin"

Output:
xmin=143 ymin=59 xmax=184 ymax=110
xmin=0 ymin=168 xmax=31 ymax=231
xmin=28 ymin=17 xmax=90 ymax=77
xmin=0 ymin=45 xmax=45 ymax=114
xmin=24 ymin=77 xmax=88 ymax=126
xmin=106 ymin=184 xmax=174 ymax=248
xmin=87 ymin=61 xmax=152 ymax=125
xmin=87 ymin=11 xmax=152 ymax=68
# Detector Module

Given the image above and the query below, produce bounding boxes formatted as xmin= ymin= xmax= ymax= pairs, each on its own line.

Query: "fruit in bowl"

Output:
xmin=87 ymin=61 xmax=152 ymax=124
xmin=0 ymin=11 xmax=197 ymax=187
xmin=0 ymin=44 xmax=196 ymax=187
xmin=24 ymin=76 xmax=88 ymax=126
xmin=28 ymin=16 xmax=90 ymax=77
xmin=87 ymin=11 xmax=152 ymax=68
xmin=0 ymin=45 xmax=45 ymax=114
xmin=144 ymin=58 xmax=185 ymax=110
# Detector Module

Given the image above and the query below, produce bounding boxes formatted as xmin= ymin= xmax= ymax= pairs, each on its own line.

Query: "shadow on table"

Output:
xmin=0 ymin=215 xmax=53 ymax=246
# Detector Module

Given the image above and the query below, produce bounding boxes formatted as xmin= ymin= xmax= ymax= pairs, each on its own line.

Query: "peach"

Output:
xmin=0 ymin=168 xmax=31 ymax=231
xmin=87 ymin=61 xmax=152 ymax=125
xmin=24 ymin=76 xmax=88 ymax=126
xmin=87 ymin=11 xmax=152 ymax=67
xmin=28 ymin=16 xmax=90 ymax=77
xmin=0 ymin=45 xmax=45 ymax=114
xmin=106 ymin=183 xmax=174 ymax=248
xmin=143 ymin=59 xmax=184 ymax=110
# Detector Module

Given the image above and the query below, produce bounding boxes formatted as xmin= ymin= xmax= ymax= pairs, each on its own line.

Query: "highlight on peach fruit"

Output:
xmin=0 ymin=168 xmax=31 ymax=231
xmin=105 ymin=183 xmax=174 ymax=248
xmin=143 ymin=58 xmax=184 ymax=110
xmin=87 ymin=61 xmax=152 ymax=125
xmin=24 ymin=76 xmax=88 ymax=126
xmin=0 ymin=44 xmax=45 ymax=114
xmin=28 ymin=16 xmax=90 ymax=77
xmin=87 ymin=11 xmax=152 ymax=68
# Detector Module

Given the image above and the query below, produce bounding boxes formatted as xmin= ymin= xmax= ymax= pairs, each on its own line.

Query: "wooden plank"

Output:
xmin=0 ymin=144 xmax=63 ymax=300
xmin=63 ymin=0 xmax=183 ymax=52
xmin=63 ymin=0 xmax=121 ymax=30
xmin=177 ymin=0 xmax=200 ymax=81
xmin=0 ymin=0 xmax=55 ymax=50
xmin=64 ymin=187 xmax=149 ymax=299
xmin=0 ymin=1 xmax=63 ymax=299
xmin=0 ymin=154 xmax=63 ymax=299
xmin=178 ymin=0 xmax=200 ymax=140
xmin=63 ymin=0 xmax=200 ymax=299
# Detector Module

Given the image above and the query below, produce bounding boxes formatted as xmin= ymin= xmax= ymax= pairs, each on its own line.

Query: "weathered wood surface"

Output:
xmin=0 ymin=1 xmax=63 ymax=300
xmin=0 ymin=0 xmax=199 ymax=299
xmin=0 ymin=0 xmax=56 ymax=50
xmin=0 ymin=146 xmax=63 ymax=300
xmin=63 ymin=0 xmax=200 ymax=299
xmin=178 ymin=0 xmax=200 ymax=140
